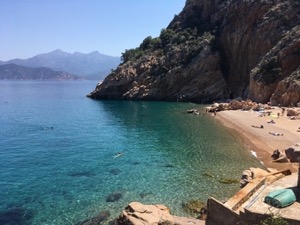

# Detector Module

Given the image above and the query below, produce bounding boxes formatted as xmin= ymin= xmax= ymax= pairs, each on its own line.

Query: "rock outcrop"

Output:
xmin=89 ymin=0 xmax=300 ymax=106
xmin=285 ymin=144 xmax=300 ymax=163
xmin=114 ymin=202 xmax=204 ymax=225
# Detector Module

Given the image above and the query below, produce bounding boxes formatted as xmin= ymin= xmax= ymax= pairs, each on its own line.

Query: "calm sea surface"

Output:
xmin=0 ymin=81 xmax=262 ymax=225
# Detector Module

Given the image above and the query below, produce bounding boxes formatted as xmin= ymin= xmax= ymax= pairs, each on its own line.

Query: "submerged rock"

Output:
xmin=108 ymin=168 xmax=121 ymax=175
xmin=163 ymin=164 xmax=175 ymax=168
xmin=203 ymin=172 xmax=214 ymax=178
xmin=77 ymin=210 xmax=110 ymax=225
xmin=106 ymin=192 xmax=122 ymax=202
xmin=218 ymin=178 xmax=240 ymax=184
xmin=67 ymin=171 xmax=96 ymax=178
xmin=0 ymin=206 xmax=34 ymax=225
xmin=182 ymin=199 xmax=206 ymax=214
xmin=139 ymin=191 xmax=153 ymax=199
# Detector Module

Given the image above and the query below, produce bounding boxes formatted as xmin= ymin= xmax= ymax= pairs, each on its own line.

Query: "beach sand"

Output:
xmin=214 ymin=107 xmax=300 ymax=172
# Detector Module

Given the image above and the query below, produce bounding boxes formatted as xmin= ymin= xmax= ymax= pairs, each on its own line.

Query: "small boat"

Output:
xmin=264 ymin=189 xmax=296 ymax=208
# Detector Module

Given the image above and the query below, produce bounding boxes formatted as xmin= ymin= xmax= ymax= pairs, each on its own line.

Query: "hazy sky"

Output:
xmin=0 ymin=0 xmax=186 ymax=61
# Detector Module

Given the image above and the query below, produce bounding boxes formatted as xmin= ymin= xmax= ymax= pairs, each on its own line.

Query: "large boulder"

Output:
xmin=116 ymin=202 xmax=204 ymax=225
xmin=285 ymin=145 xmax=300 ymax=163
xmin=286 ymin=108 xmax=300 ymax=117
xmin=228 ymin=100 xmax=243 ymax=110
xmin=78 ymin=210 xmax=110 ymax=225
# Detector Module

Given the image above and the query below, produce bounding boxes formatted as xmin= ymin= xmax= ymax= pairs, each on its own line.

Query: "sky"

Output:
xmin=0 ymin=0 xmax=186 ymax=61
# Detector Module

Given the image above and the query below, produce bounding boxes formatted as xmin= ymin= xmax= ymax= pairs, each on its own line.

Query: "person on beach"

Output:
xmin=269 ymin=131 xmax=283 ymax=136
xmin=271 ymin=149 xmax=281 ymax=160
xmin=267 ymin=119 xmax=276 ymax=124
xmin=251 ymin=125 xmax=264 ymax=129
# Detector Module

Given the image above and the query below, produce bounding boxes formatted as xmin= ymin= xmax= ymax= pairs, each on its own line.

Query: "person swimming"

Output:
xmin=113 ymin=152 xmax=124 ymax=158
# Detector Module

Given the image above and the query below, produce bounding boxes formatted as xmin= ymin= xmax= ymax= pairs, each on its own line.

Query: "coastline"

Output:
xmin=213 ymin=107 xmax=300 ymax=172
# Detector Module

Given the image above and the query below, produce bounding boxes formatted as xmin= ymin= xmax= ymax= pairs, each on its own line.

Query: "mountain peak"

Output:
xmin=52 ymin=49 xmax=64 ymax=53
xmin=89 ymin=51 xmax=100 ymax=55
xmin=46 ymin=49 xmax=70 ymax=57
xmin=0 ymin=50 xmax=121 ymax=79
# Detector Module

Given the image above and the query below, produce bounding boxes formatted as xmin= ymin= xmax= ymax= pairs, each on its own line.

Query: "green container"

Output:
xmin=264 ymin=189 xmax=296 ymax=208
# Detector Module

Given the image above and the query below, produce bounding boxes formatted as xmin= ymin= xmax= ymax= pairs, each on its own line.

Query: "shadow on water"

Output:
xmin=67 ymin=170 xmax=97 ymax=178
xmin=108 ymin=168 xmax=122 ymax=175
xmin=0 ymin=206 xmax=34 ymax=225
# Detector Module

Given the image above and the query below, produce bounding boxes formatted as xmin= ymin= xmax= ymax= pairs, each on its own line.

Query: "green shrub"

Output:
xmin=260 ymin=216 xmax=288 ymax=225
xmin=121 ymin=48 xmax=144 ymax=62
xmin=160 ymin=29 xmax=176 ymax=46
xmin=140 ymin=36 xmax=162 ymax=50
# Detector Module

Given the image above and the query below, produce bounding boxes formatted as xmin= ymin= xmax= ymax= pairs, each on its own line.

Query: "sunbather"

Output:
xmin=251 ymin=125 xmax=264 ymax=128
xmin=269 ymin=132 xmax=283 ymax=136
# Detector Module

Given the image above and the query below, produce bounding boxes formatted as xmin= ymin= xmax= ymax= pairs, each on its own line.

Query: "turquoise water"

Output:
xmin=0 ymin=81 xmax=262 ymax=225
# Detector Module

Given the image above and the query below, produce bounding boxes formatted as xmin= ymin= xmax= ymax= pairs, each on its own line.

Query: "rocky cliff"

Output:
xmin=89 ymin=0 xmax=300 ymax=106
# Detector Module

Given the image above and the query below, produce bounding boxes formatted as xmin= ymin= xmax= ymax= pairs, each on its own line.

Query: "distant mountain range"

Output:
xmin=0 ymin=49 xmax=121 ymax=80
xmin=0 ymin=64 xmax=80 ymax=80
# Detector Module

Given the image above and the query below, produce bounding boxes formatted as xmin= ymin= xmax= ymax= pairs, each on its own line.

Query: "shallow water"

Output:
xmin=0 ymin=81 xmax=262 ymax=224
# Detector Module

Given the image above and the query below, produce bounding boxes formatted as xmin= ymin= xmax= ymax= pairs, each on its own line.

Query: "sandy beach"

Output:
xmin=214 ymin=107 xmax=300 ymax=172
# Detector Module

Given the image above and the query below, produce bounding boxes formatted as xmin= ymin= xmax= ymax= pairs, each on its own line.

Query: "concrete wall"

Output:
xmin=241 ymin=208 xmax=300 ymax=225
xmin=206 ymin=197 xmax=240 ymax=225
xmin=206 ymin=198 xmax=299 ymax=225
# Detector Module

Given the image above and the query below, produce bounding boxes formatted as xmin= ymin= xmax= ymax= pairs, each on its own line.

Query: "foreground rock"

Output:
xmin=285 ymin=144 xmax=300 ymax=163
xmin=115 ymin=202 xmax=204 ymax=225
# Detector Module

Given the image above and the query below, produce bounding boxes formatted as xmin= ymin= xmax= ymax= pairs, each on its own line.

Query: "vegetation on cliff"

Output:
xmin=121 ymin=27 xmax=208 ymax=67
xmin=89 ymin=0 xmax=300 ymax=106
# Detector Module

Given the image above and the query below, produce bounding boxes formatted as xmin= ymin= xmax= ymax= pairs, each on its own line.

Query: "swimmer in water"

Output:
xmin=113 ymin=152 xmax=124 ymax=158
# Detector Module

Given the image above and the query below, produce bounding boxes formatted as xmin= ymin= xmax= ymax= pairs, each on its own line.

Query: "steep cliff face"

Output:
xmin=249 ymin=26 xmax=300 ymax=106
xmin=89 ymin=0 xmax=300 ymax=106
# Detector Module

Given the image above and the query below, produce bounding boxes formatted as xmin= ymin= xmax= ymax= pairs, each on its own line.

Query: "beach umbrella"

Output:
xmin=298 ymin=160 xmax=300 ymax=188
xmin=297 ymin=156 xmax=300 ymax=188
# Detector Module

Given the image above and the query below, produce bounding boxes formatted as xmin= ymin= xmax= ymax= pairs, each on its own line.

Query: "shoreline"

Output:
xmin=213 ymin=107 xmax=300 ymax=172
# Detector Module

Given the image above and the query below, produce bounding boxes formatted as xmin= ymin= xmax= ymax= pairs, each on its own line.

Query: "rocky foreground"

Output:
xmin=79 ymin=202 xmax=204 ymax=225
xmin=89 ymin=0 xmax=300 ymax=107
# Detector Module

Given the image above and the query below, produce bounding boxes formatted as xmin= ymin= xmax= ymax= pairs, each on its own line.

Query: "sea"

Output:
xmin=0 ymin=80 xmax=262 ymax=225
